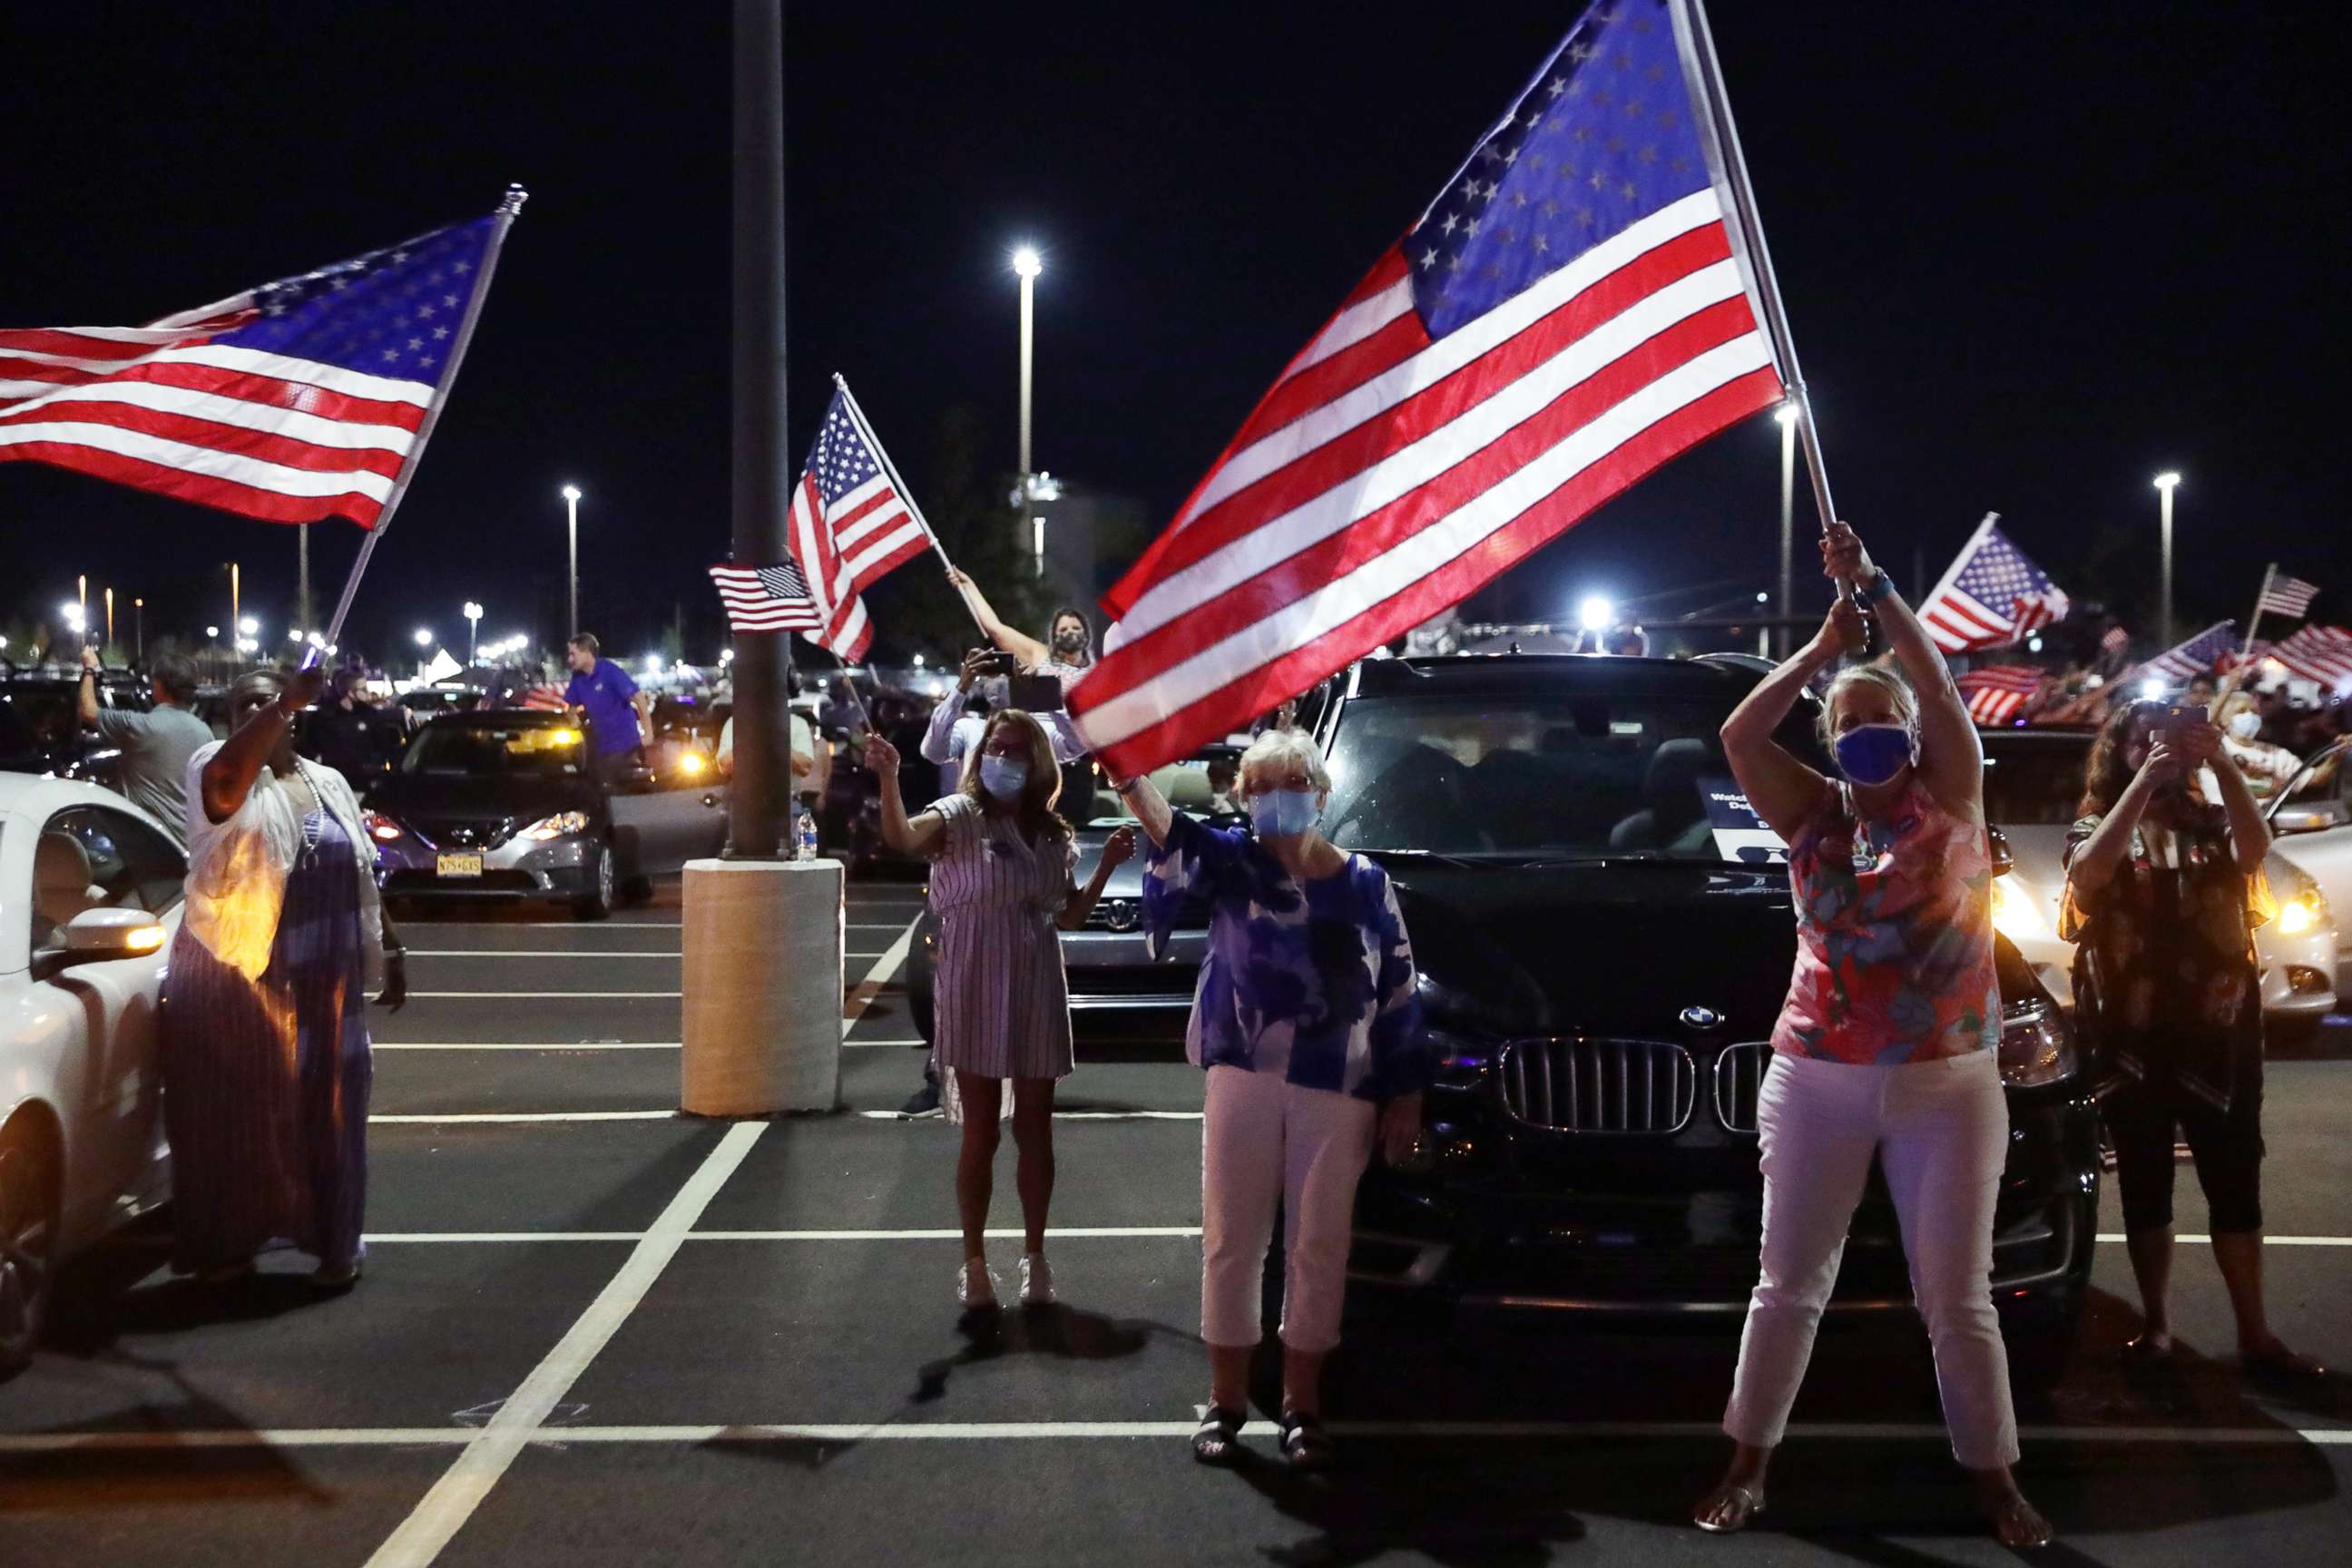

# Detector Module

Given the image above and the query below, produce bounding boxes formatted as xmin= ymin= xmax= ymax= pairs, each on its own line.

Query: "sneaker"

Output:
xmin=956 ymin=1259 xmax=1000 ymax=1309
xmin=1017 ymin=1252 xmax=1055 ymax=1307
xmin=899 ymin=1083 xmax=943 ymax=1119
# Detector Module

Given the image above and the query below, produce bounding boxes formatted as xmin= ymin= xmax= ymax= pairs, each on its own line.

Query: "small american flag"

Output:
xmin=1956 ymin=664 xmax=2043 ymax=726
xmin=2274 ymin=625 xmax=2352 ymax=691
xmin=0 ymin=201 xmax=513 ymax=528
xmin=1071 ymin=0 xmax=1787 ymax=778
xmin=786 ymin=380 xmax=930 ymax=662
xmin=709 ymin=560 xmax=823 ymax=634
xmin=2140 ymin=621 xmax=2239 ymax=685
xmin=2101 ymin=625 xmax=2131 ymax=655
xmin=1918 ymin=514 xmax=2070 ymax=652
xmin=2257 ymin=569 xmax=2320 ymax=620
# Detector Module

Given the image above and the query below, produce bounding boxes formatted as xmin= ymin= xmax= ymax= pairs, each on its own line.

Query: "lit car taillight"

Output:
xmin=1996 ymin=996 xmax=2076 ymax=1088
xmin=364 ymin=811 xmax=404 ymax=843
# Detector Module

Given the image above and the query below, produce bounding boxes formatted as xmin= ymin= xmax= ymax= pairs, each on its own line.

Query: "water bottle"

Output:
xmin=796 ymin=810 xmax=818 ymax=862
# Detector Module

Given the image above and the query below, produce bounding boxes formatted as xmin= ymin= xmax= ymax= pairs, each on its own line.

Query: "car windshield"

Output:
xmin=1087 ymin=754 xmax=1245 ymax=829
xmin=403 ymin=721 xmax=585 ymax=778
xmin=1980 ymin=740 xmax=2091 ymax=825
xmin=1322 ymin=691 xmax=1782 ymax=863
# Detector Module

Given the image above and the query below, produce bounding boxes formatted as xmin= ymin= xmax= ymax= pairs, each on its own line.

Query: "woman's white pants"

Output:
xmin=1200 ymin=1064 xmax=1377 ymax=1354
xmin=1723 ymin=1049 xmax=2021 ymax=1469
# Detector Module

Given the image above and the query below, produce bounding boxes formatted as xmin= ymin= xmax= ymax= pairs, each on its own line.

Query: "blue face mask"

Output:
xmin=978 ymin=754 xmax=1029 ymax=801
xmin=1833 ymin=723 xmax=1914 ymax=787
xmin=1248 ymin=788 xmax=1322 ymax=838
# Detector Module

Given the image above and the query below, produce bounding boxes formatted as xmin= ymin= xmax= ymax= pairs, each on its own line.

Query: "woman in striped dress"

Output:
xmin=869 ymin=714 xmax=1134 ymax=1311
xmin=165 ymin=666 xmax=406 ymax=1288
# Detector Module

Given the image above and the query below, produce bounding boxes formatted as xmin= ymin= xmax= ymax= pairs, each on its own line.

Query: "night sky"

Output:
xmin=2 ymin=2 xmax=2343 ymax=666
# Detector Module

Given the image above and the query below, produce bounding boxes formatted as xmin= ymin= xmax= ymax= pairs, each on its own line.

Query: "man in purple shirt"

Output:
xmin=563 ymin=633 xmax=651 ymax=775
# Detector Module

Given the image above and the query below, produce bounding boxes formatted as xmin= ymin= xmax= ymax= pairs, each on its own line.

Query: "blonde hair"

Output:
xmin=1239 ymin=726 xmax=1331 ymax=794
xmin=960 ymin=709 xmax=1070 ymax=844
xmin=1816 ymin=662 xmax=1919 ymax=753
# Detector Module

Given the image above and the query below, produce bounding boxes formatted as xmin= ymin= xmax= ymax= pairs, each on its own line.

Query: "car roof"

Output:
xmin=422 ymin=708 xmax=572 ymax=729
xmin=1350 ymin=652 xmax=1759 ymax=698
xmin=0 ymin=769 xmax=179 ymax=831
xmin=1980 ymin=727 xmax=2095 ymax=751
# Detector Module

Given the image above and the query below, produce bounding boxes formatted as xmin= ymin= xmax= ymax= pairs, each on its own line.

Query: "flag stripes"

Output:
xmin=2274 ymin=626 xmax=2352 ymax=691
xmin=1956 ymin=665 xmax=2042 ymax=726
xmin=709 ymin=564 xmax=823 ymax=634
xmin=2258 ymin=572 xmax=2320 ymax=619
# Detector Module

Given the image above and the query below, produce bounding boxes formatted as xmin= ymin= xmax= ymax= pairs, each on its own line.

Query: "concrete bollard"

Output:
xmin=680 ymin=857 xmax=843 ymax=1114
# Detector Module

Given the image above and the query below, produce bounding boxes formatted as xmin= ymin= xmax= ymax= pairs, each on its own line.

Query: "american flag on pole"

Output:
xmin=709 ymin=560 xmax=824 ymax=634
xmin=1 ymin=205 xmax=513 ymax=528
xmin=2140 ymin=621 xmax=2239 ymax=685
xmin=782 ymin=380 xmax=931 ymax=662
xmin=2257 ymin=570 xmax=2320 ymax=619
xmin=2274 ymin=625 xmax=2352 ymax=691
xmin=1955 ymin=664 xmax=2043 ymax=726
xmin=2101 ymin=625 xmax=2132 ymax=655
xmin=1917 ymin=514 xmax=2071 ymax=652
xmin=1069 ymin=0 xmax=1787 ymax=777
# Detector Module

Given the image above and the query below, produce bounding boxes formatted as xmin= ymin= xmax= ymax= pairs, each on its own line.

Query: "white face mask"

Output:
xmin=2229 ymin=710 xmax=2262 ymax=740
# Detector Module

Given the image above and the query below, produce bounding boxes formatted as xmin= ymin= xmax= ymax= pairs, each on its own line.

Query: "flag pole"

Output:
xmin=2218 ymin=564 xmax=2278 ymax=705
xmin=832 ymin=372 xmax=993 ymax=639
xmin=311 ymin=184 xmax=528 ymax=663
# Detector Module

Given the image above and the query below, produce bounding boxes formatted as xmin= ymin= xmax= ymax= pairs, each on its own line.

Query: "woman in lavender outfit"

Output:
xmin=1116 ymin=727 xmax=1429 ymax=1471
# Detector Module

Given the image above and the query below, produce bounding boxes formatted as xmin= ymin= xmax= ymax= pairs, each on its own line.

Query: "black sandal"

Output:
xmin=1278 ymin=1409 xmax=1335 ymax=1472
xmin=1191 ymin=1406 xmax=1247 ymax=1465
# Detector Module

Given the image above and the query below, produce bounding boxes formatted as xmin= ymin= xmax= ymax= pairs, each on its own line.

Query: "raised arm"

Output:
xmin=2179 ymin=720 xmax=2271 ymax=874
xmin=945 ymin=566 xmax=1050 ymax=672
xmin=1110 ymin=771 xmax=1175 ymax=848
xmin=201 ymin=666 xmax=325 ymax=824
xmin=865 ymin=735 xmax=947 ymax=858
xmin=1058 ymin=827 xmax=1138 ymax=931
xmin=1719 ymin=603 xmax=1854 ymax=841
xmin=77 ymin=646 xmax=103 ymax=726
xmin=1820 ymin=520 xmax=1982 ymax=816
xmin=2067 ymin=742 xmax=2172 ymax=895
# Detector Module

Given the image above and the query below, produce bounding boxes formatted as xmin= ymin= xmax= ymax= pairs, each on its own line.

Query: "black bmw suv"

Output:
xmin=1324 ymin=654 xmax=2098 ymax=1377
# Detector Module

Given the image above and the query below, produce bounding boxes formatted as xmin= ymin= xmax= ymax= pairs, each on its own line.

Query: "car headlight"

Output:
xmin=1423 ymin=1024 xmax=1500 ymax=1090
xmin=679 ymin=750 xmax=709 ymax=776
xmin=1996 ymin=995 xmax=2076 ymax=1088
xmin=1988 ymin=874 xmax=2048 ymax=941
xmin=2275 ymin=873 xmax=2328 ymax=937
xmin=363 ymin=810 xmax=405 ymax=843
xmin=520 ymin=810 xmax=590 ymax=841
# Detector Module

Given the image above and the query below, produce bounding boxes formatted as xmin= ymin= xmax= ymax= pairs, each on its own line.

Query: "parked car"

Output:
xmin=363 ymin=710 xmax=643 ymax=918
xmin=2269 ymin=734 xmax=2352 ymax=985
xmin=0 ymin=672 xmax=145 ymax=789
xmin=0 ymin=775 xmax=183 ymax=1372
xmin=1978 ymin=728 xmax=2337 ymax=1038
xmin=902 ymin=745 xmax=1241 ymax=1043
xmin=1316 ymin=654 xmax=2098 ymax=1384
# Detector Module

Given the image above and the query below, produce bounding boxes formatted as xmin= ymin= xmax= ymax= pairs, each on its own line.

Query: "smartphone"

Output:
xmin=2162 ymin=702 xmax=2208 ymax=732
xmin=976 ymin=650 xmax=1017 ymax=677
xmin=1009 ymin=672 xmax=1063 ymax=712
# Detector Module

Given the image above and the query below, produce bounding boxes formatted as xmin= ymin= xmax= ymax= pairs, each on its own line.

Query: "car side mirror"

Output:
xmin=2272 ymin=801 xmax=2346 ymax=835
xmin=1986 ymin=825 xmax=2015 ymax=878
xmin=36 ymin=907 xmax=166 ymax=979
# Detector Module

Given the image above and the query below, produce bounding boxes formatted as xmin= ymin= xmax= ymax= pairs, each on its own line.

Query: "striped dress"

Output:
xmin=926 ymin=792 xmax=1075 ymax=1082
xmin=162 ymin=808 xmax=373 ymax=1273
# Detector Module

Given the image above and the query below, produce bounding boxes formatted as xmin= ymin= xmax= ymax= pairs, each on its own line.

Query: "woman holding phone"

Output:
xmin=868 ymin=716 xmax=1134 ymax=1310
xmin=2063 ymin=700 xmax=2325 ymax=1380
xmin=1697 ymin=520 xmax=2051 ymax=1547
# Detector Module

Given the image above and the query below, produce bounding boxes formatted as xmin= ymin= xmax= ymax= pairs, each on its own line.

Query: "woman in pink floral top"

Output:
xmin=1692 ymin=521 xmax=2050 ymax=1549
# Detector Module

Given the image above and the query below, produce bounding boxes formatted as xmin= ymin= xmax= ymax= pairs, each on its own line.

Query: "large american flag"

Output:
xmin=786 ymin=381 xmax=930 ymax=662
xmin=1918 ymin=514 xmax=2071 ymax=652
xmin=2257 ymin=569 xmax=2320 ymax=620
xmin=2274 ymin=625 xmax=2352 ymax=691
xmin=1070 ymin=0 xmax=1786 ymax=777
xmin=0 ymin=208 xmax=508 ymax=527
xmin=2141 ymin=621 xmax=2239 ymax=685
xmin=708 ymin=560 xmax=823 ymax=634
xmin=1956 ymin=664 xmax=2043 ymax=726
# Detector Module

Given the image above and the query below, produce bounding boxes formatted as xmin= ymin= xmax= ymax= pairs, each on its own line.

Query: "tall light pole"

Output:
xmin=1013 ymin=244 xmax=1043 ymax=578
xmin=463 ymin=601 xmax=484 ymax=666
xmin=227 ymin=562 xmax=240 ymax=664
xmin=1775 ymin=404 xmax=1799 ymax=658
xmin=133 ymin=597 xmax=144 ymax=664
xmin=298 ymin=522 xmax=312 ymax=639
xmin=103 ymin=586 xmax=115 ymax=652
xmin=2153 ymin=471 xmax=2181 ymax=649
xmin=561 ymin=485 xmax=583 ymax=636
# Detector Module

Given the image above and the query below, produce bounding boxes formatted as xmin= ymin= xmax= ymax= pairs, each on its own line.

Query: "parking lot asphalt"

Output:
xmin=5 ymin=866 xmax=2350 ymax=1568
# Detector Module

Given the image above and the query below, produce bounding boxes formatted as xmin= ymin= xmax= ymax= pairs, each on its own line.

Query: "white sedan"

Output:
xmin=2269 ymin=737 xmax=2352 ymax=979
xmin=0 ymin=773 xmax=183 ymax=1373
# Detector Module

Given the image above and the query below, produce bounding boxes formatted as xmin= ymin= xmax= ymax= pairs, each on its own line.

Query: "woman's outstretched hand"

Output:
xmin=1809 ymin=597 xmax=1865 ymax=658
xmin=865 ymin=735 xmax=900 ymax=779
xmin=1099 ymin=825 xmax=1139 ymax=870
xmin=1818 ymin=519 xmax=1877 ymax=585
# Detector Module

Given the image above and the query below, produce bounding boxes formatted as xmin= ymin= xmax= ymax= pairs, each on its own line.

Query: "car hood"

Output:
xmin=1368 ymin=856 xmax=1801 ymax=1042
xmin=367 ymin=773 xmax=597 ymax=820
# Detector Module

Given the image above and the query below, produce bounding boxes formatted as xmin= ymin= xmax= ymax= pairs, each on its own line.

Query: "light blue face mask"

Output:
xmin=1248 ymin=788 xmax=1322 ymax=838
xmin=979 ymin=754 xmax=1029 ymax=801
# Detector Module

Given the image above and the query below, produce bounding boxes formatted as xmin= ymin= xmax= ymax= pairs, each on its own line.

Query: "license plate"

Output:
xmin=436 ymin=853 xmax=484 ymax=878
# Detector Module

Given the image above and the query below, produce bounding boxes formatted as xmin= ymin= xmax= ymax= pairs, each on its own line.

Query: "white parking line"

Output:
xmin=370 ymin=1111 xmax=679 ymax=1123
xmin=2094 ymin=1234 xmax=2352 ymax=1246
xmin=360 ymin=1227 xmax=1203 ymax=1243
xmin=11 ymin=1420 xmax=2349 ymax=1455
xmin=362 ymin=1120 xmax=767 ymax=1568
xmin=842 ymin=917 xmax=917 ymax=1031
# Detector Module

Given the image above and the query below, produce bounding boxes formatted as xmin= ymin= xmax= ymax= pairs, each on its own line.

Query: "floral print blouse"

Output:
xmin=2060 ymin=805 xmax=2269 ymax=1105
xmin=1772 ymin=779 xmax=2001 ymax=1066
xmin=1143 ymin=811 xmax=1429 ymax=1102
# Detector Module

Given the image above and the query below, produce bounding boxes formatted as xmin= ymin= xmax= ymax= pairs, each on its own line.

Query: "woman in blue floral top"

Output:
xmin=1116 ymin=727 xmax=1428 ymax=1472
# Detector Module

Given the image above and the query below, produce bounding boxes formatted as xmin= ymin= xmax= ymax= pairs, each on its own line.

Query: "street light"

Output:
xmin=1578 ymin=596 xmax=1615 ymax=632
xmin=238 ymin=615 xmax=259 ymax=636
xmin=1774 ymin=405 xmax=1800 ymax=658
xmin=2153 ymin=471 xmax=2181 ymax=649
xmin=1013 ymin=244 xmax=1044 ymax=579
xmin=414 ymin=627 xmax=435 ymax=648
xmin=463 ymin=601 xmax=484 ymax=665
xmin=561 ymin=485 xmax=583 ymax=637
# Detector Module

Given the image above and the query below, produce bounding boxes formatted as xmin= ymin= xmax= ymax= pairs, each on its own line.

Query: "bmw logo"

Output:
xmin=1680 ymin=1005 xmax=1722 ymax=1030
